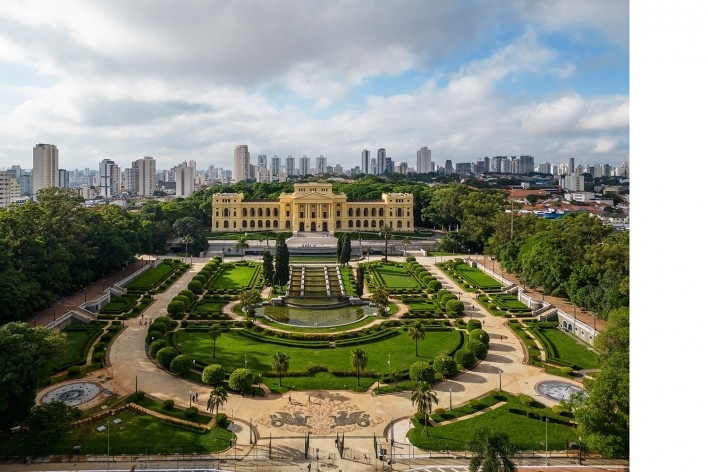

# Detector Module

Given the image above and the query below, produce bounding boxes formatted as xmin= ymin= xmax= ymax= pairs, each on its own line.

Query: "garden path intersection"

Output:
xmin=102 ymin=256 xmax=586 ymax=459
xmin=34 ymin=253 xmax=627 ymax=471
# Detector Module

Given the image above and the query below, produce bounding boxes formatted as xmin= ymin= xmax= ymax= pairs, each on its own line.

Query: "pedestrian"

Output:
xmin=308 ymin=395 xmax=310 ymax=403
xmin=482 ymin=320 xmax=485 ymax=326
xmin=195 ymin=392 xmax=198 ymax=401
xmin=288 ymin=394 xmax=291 ymax=403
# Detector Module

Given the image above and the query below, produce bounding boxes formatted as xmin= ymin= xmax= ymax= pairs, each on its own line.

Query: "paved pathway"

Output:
xmin=102 ymin=254 xmax=587 ymax=468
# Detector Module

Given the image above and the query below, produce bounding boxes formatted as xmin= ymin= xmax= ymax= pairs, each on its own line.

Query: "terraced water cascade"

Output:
xmin=256 ymin=264 xmax=377 ymax=327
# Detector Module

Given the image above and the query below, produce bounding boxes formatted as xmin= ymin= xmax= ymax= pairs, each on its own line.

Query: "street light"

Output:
xmin=545 ymin=417 xmax=549 ymax=465
xmin=578 ymin=436 xmax=583 ymax=464
xmin=498 ymin=369 xmax=502 ymax=392
xmin=449 ymin=388 xmax=452 ymax=411
xmin=189 ymin=390 xmax=192 ymax=408
xmin=84 ymin=287 xmax=87 ymax=303
xmin=249 ymin=417 xmax=253 ymax=444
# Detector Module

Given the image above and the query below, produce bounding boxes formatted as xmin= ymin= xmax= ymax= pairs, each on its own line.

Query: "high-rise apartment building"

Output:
xmin=315 ymin=155 xmax=327 ymax=175
xmin=285 ymin=156 xmax=296 ymax=176
xmin=299 ymin=155 xmax=310 ymax=176
xmin=32 ymin=143 xmax=59 ymax=196
xmin=174 ymin=162 xmax=195 ymax=197
xmin=416 ymin=147 xmax=432 ymax=173
xmin=123 ymin=166 xmax=139 ymax=193
xmin=0 ymin=171 xmax=21 ymax=208
xmin=270 ymin=155 xmax=281 ymax=182
xmin=98 ymin=159 xmax=121 ymax=198
xmin=361 ymin=149 xmax=370 ymax=174
xmin=234 ymin=145 xmax=250 ymax=182
xmin=58 ymin=169 xmax=69 ymax=188
xmin=136 ymin=156 xmax=156 ymax=196
xmin=376 ymin=149 xmax=386 ymax=175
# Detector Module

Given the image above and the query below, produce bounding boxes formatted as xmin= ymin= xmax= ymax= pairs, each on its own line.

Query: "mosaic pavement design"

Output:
xmin=257 ymin=392 xmax=384 ymax=435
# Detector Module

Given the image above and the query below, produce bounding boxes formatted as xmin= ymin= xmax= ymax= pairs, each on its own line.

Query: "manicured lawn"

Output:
xmin=409 ymin=393 xmax=580 ymax=451
xmin=529 ymin=322 xmax=599 ymax=370
xmin=172 ymin=328 xmax=463 ymax=387
xmin=52 ymin=323 xmax=105 ymax=371
xmin=492 ymin=294 xmax=529 ymax=310
xmin=126 ymin=262 xmax=180 ymax=291
xmin=209 ymin=262 xmax=260 ymax=290
xmin=191 ymin=300 xmax=228 ymax=315
xmin=99 ymin=296 xmax=138 ymax=314
xmin=438 ymin=261 xmax=502 ymax=291
xmin=339 ymin=266 xmax=357 ymax=296
xmin=257 ymin=315 xmax=376 ymax=333
xmin=0 ymin=411 xmax=232 ymax=456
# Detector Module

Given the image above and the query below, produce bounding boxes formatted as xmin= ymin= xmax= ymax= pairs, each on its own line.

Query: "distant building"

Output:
xmin=377 ymin=148 xmax=386 ymax=175
xmin=98 ymin=159 xmax=121 ymax=198
xmin=136 ymin=156 xmax=156 ymax=196
xmin=174 ymin=162 xmax=195 ymax=197
xmin=234 ymin=145 xmax=250 ymax=182
xmin=32 ymin=143 xmax=59 ymax=196
xmin=271 ymin=155 xmax=281 ymax=181
xmin=361 ymin=149 xmax=370 ymax=174
xmin=315 ymin=155 xmax=327 ymax=175
xmin=285 ymin=156 xmax=296 ymax=177
xmin=0 ymin=171 xmax=21 ymax=208
xmin=416 ymin=147 xmax=432 ymax=173
xmin=299 ymin=155 xmax=311 ymax=176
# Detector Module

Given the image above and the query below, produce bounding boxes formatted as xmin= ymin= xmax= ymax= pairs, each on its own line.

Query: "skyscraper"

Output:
xmin=361 ymin=149 xmax=370 ymax=174
xmin=175 ymin=162 xmax=195 ymax=197
xmin=0 ymin=171 xmax=21 ymax=208
xmin=315 ymin=155 xmax=327 ymax=175
xmin=136 ymin=156 xmax=156 ymax=196
xmin=32 ymin=143 xmax=59 ymax=196
xmin=299 ymin=155 xmax=310 ymax=176
xmin=271 ymin=155 xmax=281 ymax=181
xmin=377 ymin=148 xmax=386 ymax=175
xmin=257 ymin=154 xmax=268 ymax=169
xmin=234 ymin=145 xmax=250 ymax=182
xmin=416 ymin=146 xmax=432 ymax=173
xmin=98 ymin=159 xmax=121 ymax=198
xmin=285 ymin=155 xmax=296 ymax=176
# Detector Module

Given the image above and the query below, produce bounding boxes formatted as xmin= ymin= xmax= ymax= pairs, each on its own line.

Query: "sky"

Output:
xmin=0 ymin=0 xmax=628 ymax=172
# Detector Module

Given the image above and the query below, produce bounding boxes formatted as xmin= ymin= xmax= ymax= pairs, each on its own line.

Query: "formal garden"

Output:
xmin=437 ymin=259 xmax=503 ymax=293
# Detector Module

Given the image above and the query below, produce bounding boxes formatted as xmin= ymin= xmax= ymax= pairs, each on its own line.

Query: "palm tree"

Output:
xmin=364 ymin=246 xmax=372 ymax=262
xmin=350 ymin=348 xmax=368 ymax=386
xmin=207 ymin=386 xmax=229 ymax=416
xmin=411 ymin=381 xmax=438 ymax=434
xmin=468 ymin=427 xmax=517 ymax=472
xmin=271 ymin=351 xmax=290 ymax=387
xmin=235 ymin=236 xmax=249 ymax=261
xmin=379 ymin=224 xmax=392 ymax=262
xmin=402 ymin=237 xmax=411 ymax=256
xmin=407 ymin=321 xmax=426 ymax=356
xmin=182 ymin=234 xmax=194 ymax=255
xmin=209 ymin=323 xmax=222 ymax=358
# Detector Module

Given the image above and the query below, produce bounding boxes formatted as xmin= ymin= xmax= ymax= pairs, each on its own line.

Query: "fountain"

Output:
xmin=256 ymin=265 xmax=377 ymax=327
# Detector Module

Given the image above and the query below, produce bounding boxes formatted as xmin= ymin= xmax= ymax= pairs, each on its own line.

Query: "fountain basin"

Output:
xmin=255 ymin=304 xmax=377 ymax=327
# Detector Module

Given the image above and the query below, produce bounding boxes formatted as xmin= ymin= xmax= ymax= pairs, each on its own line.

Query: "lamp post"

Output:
xmin=578 ymin=436 xmax=583 ymax=464
xmin=249 ymin=417 xmax=253 ymax=444
xmin=106 ymin=418 xmax=110 ymax=471
xmin=245 ymin=354 xmax=248 ymax=368
xmin=84 ymin=287 xmax=87 ymax=302
xmin=189 ymin=390 xmax=192 ymax=408
xmin=449 ymin=388 xmax=452 ymax=411
xmin=545 ymin=417 xmax=549 ymax=465
xmin=498 ymin=369 xmax=502 ymax=392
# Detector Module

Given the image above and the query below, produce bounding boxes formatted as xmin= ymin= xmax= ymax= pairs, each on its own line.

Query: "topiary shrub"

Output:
xmin=454 ymin=348 xmax=477 ymax=368
xmin=185 ymin=406 xmax=198 ymax=419
xmin=215 ymin=413 xmax=229 ymax=427
xmin=150 ymin=321 xmax=169 ymax=334
xmin=193 ymin=274 xmax=207 ymax=284
xmin=519 ymin=394 xmax=535 ymax=406
xmin=162 ymin=399 xmax=174 ymax=410
xmin=445 ymin=299 xmax=465 ymax=316
xmin=406 ymin=255 xmax=416 ymax=262
xmin=67 ymin=365 xmax=81 ymax=377
xmin=409 ymin=361 xmax=435 ymax=384
xmin=149 ymin=339 xmax=168 ymax=357
xmin=427 ymin=280 xmax=442 ymax=291
xmin=188 ymin=280 xmax=204 ymax=294
xmin=466 ymin=319 xmax=482 ymax=331
xmin=465 ymin=338 xmax=488 ymax=360
xmin=433 ymin=354 xmax=458 ymax=378
xmin=228 ymin=368 xmax=254 ymax=394
xmin=560 ymin=366 xmax=574 ymax=376
xmin=469 ymin=328 xmax=490 ymax=346
xmin=156 ymin=347 xmax=179 ymax=369
xmin=170 ymin=354 xmax=193 ymax=375
xmin=167 ymin=300 xmax=185 ymax=317
xmin=202 ymin=364 xmax=225 ymax=385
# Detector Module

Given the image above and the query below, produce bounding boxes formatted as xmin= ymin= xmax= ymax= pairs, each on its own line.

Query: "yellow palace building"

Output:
xmin=211 ymin=182 xmax=415 ymax=233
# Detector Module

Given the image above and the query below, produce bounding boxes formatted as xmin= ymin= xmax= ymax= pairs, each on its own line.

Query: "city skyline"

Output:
xmin=0 ymin=1 xmax=628 ymax=171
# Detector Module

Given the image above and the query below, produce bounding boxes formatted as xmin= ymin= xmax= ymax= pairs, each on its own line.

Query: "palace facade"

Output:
xmin=211 ymin=183 xmax=415 ymax=233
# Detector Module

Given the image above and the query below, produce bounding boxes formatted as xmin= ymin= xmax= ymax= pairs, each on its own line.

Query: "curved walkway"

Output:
xmin=105 ymin=255 xmax=584 ymax=463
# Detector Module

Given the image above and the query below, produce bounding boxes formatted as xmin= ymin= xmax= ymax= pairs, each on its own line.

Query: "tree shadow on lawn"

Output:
xmin=481 ymin=353 xmax=514 ymax=364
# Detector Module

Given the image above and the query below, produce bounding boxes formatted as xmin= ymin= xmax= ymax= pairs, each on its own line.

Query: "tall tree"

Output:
xmin=468 ymin=427 xmax=517 ymax=472
xmin=238 ymin=289 xmax=263 ymax=320
xmin=340 ymin=233 xmax=352 ymax=266
xmin=350 ymin=348 xmax=368 ymax=386
xmin=0 ymin=323 xmax=66 ymax=429
xmin=407 ymin=321 xmax=426 ymax=356
xmin=379 ymin=224 xmax=392 ymax=262
xmin=355 ymin=265 xmax=364 ymax=297
xmin=371 ymin=288 xmax=390 ymax=316
xmin=209 ymin=324 xmax=222 ymax=358
xmin=262 ymin=251 xmax=275 ymax=287
xmin=26 ymin=401 xmax=77 ymax=453
xmin=207 ymin=386 xmax=229 ymax=415
xmin=574 ymin=307 xmax=629 ymax=458
xmin=271 ymin=351 xmax=290 ymax=386
xmin=274 ymin=234 xmax=290 ymax=287
xmin=411 ymin=381 xmax=438 ymax=434
xmin=235 ymin=235 xmax=249 ymax=260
